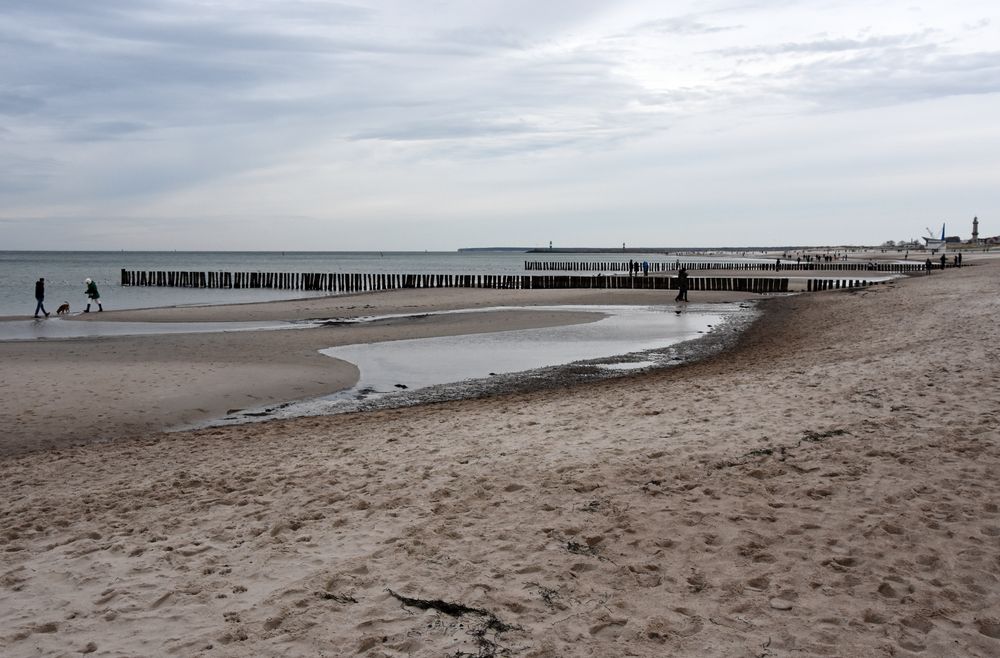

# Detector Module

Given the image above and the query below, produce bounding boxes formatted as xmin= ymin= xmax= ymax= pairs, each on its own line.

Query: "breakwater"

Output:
xmin=524 ymin=260 xmax=924 ymax=273
xmin=121 ymin=269 xmax=886 ymax=294
xmin=121 ymin=270 xmax=798 ymax=293
xmin=807 ymin=279 xmax=878 ymax=291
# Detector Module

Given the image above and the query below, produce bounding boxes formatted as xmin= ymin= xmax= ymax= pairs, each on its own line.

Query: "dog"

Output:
xmin=56 ymin=302 xmax=70 ymax=315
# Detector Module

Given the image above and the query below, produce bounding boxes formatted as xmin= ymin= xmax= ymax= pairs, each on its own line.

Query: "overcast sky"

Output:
xmin=1 ymin=0 xmax=998 ymax=250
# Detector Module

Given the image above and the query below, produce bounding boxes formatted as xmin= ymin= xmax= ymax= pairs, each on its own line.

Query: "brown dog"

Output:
xmin=56 ymin=302 xmax=70 ymax=315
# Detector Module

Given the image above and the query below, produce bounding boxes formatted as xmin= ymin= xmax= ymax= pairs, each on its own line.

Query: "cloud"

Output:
xmin=1 ymin=0 xmax=999 ymax=249
xmin=64 ymin=120 xmax=153 ymax=142
xmin=712 ymin=32 xmax=928 ymax=57
xmin=633 ymin=15 xmax=740 ymax=35
xmin=0 ymin=92 xmax=43 ymax=116
xmin=757 ymin=44 xmax=1000 ymax=111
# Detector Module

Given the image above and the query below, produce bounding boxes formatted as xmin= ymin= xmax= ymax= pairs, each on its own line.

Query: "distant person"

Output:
xmin=642 ymin=260 xmax=649 ymax=276
xmin=957 ymin=253 xmax=963 ymax=267
xmin=925 ymin=258 xmax=932 ymax=273
xmin=940 ymin=254 xmax=946 ymax=270
xmin=84 ymin=278 xmax=103 ymax=312
xmin=775 ymin=258 xmax=781 ymax=272
xmin=34 ymin=277 xmax=50 ymax=318
xmin=675 ymin=267 xmax=689 ymax=302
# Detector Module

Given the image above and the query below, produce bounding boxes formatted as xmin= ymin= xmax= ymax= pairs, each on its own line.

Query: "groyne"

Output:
xmin=121 ymin=269 xmax=880 ymax=294
xmin=524 ymin=260 xmax=925 ymax=273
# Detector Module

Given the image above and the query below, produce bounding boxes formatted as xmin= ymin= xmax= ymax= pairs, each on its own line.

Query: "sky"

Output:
xmin=1 ymin=0 xmax=998 ymax=251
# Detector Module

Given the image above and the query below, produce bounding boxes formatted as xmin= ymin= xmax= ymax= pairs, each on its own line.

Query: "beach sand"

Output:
xmin=1 ymin=263 xmax=999 ymax=656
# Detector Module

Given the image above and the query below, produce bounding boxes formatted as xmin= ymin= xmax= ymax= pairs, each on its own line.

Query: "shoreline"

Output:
xmin=1 ymin=263 xmax=998 ymax=655
xmin=0 ymin=287 xmax=759 ymax=324
xmin=0 ymin=251 xmax=942 ymax=324
xmin=1 ymin=287 xmax=762 ymax=456
xmin=0 ymin=302 xmax=615 ymax=456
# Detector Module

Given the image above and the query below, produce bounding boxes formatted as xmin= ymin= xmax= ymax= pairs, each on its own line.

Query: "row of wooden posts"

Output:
xmin=524 ymin=260 xmax=924 ymax=273
xmin=806 ymin=279 xmax=875 ymax=291
xmin=121 ymin=269 xmax=876 ymax=294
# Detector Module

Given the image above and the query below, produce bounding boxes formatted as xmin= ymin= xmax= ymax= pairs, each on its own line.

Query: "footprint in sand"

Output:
xmin=897 ymin=637 xmax=926 ymax=653
xmin=900 ymin=615 xmax=934 ymax=634
xmin=584 ymin=614 xmax=628 ymax=639
xmin=976 ymin=618 xmax=1000 ymax=639
xmin=877 ymin=581 xmax=900 ymax=598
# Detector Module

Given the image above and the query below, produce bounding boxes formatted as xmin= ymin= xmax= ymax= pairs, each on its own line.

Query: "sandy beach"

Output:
xmin=0 ymin=287 xmax=754 ymax=456
xmin=2 ymin=261 xmax=999 ymax=656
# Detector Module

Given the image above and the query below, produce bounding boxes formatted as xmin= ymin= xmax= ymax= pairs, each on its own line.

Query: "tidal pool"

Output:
xmin=208 ymin=303 xmax=752 ymax=426
xmin=321 ymin=305 xmax=727 ymax=393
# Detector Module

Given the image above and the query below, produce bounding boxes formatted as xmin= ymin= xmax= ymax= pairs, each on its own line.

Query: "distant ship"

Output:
xmin=923 ymin=224 xmax=946 ymax=253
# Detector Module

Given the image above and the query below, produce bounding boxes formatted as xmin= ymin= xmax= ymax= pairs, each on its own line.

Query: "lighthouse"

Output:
xmin=973 ymin=216 xmax=979 ymax=243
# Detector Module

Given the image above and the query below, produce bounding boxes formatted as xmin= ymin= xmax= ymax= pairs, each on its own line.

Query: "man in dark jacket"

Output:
xmin=674 ymin=268 xmax=689 ymax=302
xmin=34 ymin=278 xmax=50 ymax=318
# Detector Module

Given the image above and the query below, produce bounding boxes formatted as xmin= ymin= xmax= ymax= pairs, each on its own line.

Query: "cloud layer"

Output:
xmin=2 ymin=0 xmax=998 ymax=248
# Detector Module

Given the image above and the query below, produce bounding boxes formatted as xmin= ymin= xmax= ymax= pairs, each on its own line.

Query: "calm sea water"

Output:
xmin=0 ymin=250 xmax=771 ymax=318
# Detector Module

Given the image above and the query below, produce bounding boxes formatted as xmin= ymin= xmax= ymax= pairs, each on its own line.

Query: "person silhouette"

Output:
xmin=34 ymin=277 xmax=50 ymax=318
xmin=84 ymin=278 xmax=103 ymax=312
xmin=675 ymin=267 xmax=689 ymax=302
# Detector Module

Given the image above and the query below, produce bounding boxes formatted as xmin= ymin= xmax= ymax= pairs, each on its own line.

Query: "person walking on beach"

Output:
xmin=925 ymin=258 xmax=932 ymax=273
xmin=675 ymin=267 xmax=689 ymax=302
xmin=642 ymin=260 xmax=649 ymax=277
xmin=34 ymin=277 xmax=50 ymax=318
xmin=84 ymin=278 xmax=103 ymax=312
xmin=940 ymin=254 xmax=946 ymax=270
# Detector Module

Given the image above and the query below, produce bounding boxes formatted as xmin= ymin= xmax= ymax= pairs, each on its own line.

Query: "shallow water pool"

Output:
xmin=205 ymin=303 xmax=750 ymax=427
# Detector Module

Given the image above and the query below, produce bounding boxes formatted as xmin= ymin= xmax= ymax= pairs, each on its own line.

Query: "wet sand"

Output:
xmin=0 ymin=303 xmax=608 ymax=456
xmin=2 ymin=287 xmax=763 ymax=456
xmin=1 ymin=263 xmax=999 ymax=656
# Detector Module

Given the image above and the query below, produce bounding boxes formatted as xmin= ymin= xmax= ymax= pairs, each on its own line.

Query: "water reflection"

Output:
xmin=321 ymin=305 xmax=727 ymax=394
xmin=207 ymin=304 xmax=749 ymax=427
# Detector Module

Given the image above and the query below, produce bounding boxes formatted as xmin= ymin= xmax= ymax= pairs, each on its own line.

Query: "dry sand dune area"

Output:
xmin=1 ymin=261 xmax=999 ymax=656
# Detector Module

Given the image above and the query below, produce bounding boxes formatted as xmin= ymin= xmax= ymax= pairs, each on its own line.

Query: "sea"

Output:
xmin=0 ymin=250 xmax=775 ymax=318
